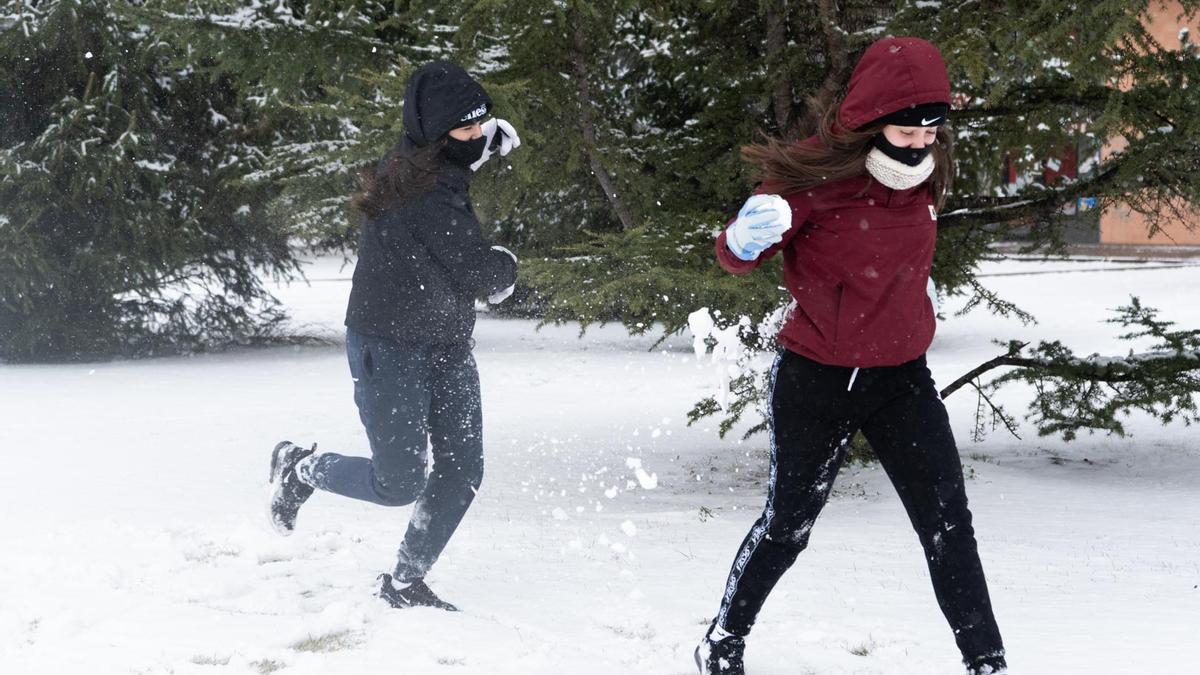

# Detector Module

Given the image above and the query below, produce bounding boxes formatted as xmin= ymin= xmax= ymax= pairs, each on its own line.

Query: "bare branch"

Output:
xmin=969 ymin=379 xmax=1023 ymax=441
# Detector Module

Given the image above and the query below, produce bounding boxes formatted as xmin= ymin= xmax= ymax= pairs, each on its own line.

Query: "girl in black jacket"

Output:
xmin=268 ymin=61 xmax=519 ymax=611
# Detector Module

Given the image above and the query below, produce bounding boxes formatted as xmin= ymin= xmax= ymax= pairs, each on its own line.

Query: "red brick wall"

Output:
xmin=1099 ymin=1 xmax=1200 ymax=245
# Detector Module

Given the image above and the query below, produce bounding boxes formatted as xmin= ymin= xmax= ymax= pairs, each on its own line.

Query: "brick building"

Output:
xmin=1100 ymin=1 xmax=1200 ymax=245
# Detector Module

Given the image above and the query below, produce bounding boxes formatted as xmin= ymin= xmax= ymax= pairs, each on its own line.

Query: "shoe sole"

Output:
xmin=378 ymin=593 xmax=460 ymax=612
xmin=268 ymin=441 xmax=295 ymax=537
xmin=269 ymin=440 xmax=291 ymax=484
xmin=378 ymin=575 xmax=460 ymax=612
xmin=378 ymin=597 xmax=459 ymax=612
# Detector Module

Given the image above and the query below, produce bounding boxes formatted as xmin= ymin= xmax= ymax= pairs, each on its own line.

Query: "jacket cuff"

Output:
xmin=715 ymin=230 xmax=758 ymax=275
xmin=490 ymin=246 xmax=518 ymax=293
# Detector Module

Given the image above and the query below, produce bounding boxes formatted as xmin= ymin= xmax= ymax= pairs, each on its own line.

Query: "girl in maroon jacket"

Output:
xmin=696 ymin=38 xmax=1007 ymax=675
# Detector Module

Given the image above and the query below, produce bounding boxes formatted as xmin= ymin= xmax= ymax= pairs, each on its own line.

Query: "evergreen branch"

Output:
xmin=940 ymin=341 xmax=1027 ymax=399
xmin=955 ymin=277 xmax=1038 ymax=325
xmin=942 ymin=348 xmax=1200 ymax=401
xmin=941 ymin=299 xmax=1200 ymax=441
xmin=142 ymin=6 xmax=374 ymax=42
xmin=968 ymin=378 xmax=1022 ymax=441
xmin=939 ymin=163 xmax=1122 ymax=230
xmin=951 ymin=82 xmax=1113 ymax=120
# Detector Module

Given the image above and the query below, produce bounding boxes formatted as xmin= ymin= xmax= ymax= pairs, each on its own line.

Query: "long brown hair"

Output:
xmin=351 ymin=139 xmax=447 ymax=219
xmin=741 ymin=99 xmax=954 ymax=209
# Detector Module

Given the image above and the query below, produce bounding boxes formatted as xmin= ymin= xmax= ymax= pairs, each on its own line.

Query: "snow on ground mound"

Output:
xmin=1 ymin=254 xmax=1198 ymax=674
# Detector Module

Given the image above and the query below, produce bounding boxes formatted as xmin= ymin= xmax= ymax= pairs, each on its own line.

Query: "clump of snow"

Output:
xmin=135 ymin=159 xmax=174 ymax=172
xmin=687 ymin=308 xmax=714 ymax=357
xmin=625 ymin=458 xmax=658 ymax=490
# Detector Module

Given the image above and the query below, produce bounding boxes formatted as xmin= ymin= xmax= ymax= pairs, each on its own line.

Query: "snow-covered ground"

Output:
xmin=2 ymin=253 xmax=1198 ymax=675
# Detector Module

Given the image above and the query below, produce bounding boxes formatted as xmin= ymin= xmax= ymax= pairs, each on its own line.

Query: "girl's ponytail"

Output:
xmin=351 ymin=139 xmax=447 ymax=219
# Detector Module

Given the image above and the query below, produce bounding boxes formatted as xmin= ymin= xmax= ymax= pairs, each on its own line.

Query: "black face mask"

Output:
xmin=873 ymin=134 xmax=932 ymax=167
xmin=443 ymin=135 xmax=486 ymax=169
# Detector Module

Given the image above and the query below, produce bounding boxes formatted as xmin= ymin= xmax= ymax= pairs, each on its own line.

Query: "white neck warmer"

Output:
xmin=864 ymin=148 xmax=935 ymax=191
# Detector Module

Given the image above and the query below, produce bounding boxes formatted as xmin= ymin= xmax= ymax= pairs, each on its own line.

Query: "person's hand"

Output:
xmin=725 ymin=194 xmax=792 ymax=261
xmin=470 ymin=119 xmax=521 ymax=171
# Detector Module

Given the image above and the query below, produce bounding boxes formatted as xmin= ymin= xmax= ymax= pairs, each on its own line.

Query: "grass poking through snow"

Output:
xmin=289 ymin=630 xmax=359 ymax=653
xmin=250 ymin=659 xmax=286 ymax=673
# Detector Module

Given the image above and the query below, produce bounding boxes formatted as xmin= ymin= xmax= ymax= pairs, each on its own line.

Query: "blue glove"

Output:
xmin=725 ymin=194 xmax=792 ymax=261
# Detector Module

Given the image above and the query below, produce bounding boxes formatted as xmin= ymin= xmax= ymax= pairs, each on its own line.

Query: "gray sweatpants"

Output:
xmin=299 ymin=327 xmax=484 ymax=582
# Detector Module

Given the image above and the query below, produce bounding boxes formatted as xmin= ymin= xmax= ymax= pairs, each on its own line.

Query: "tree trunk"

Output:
xmin=765 ymin=1 xmax=793 ymax=134
xmin=570 ymin=8 xmax=637 ymax=231
xmin=814 ymin=0 xmax=851 ymax=113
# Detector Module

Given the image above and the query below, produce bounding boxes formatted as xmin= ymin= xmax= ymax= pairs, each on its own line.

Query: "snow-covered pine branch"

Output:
xmin=942 ymin=297 xmax=1200 ymax=441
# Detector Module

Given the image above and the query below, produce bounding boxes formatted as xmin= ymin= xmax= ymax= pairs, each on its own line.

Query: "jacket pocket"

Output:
xmin=362 ymin=345 xmax=375 ymax=379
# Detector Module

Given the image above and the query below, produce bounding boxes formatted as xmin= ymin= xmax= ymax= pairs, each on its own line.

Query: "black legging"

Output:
xmin=715 ymin=349 xmax=1005 ymax=665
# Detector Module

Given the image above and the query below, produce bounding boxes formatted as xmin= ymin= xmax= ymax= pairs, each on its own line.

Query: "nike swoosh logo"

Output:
xmin=921 ymin=116 xmax=943 ymax=125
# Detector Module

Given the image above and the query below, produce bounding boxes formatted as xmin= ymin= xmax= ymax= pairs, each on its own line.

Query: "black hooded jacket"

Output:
xmin=345 ymin=62 xmax=516 ymax=345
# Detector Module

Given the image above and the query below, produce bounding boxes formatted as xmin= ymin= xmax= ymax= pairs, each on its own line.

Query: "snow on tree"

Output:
xmin=0 ymin=0 xmax=294 ymax=360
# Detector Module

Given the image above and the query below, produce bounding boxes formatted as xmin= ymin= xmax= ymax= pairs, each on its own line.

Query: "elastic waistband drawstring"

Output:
xmin=847 ymin=367 xmax=860 ymax=392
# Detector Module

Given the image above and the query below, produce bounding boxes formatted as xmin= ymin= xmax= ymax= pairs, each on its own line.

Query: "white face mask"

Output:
xmin=865 ymin=147 xmax=935 ymax=190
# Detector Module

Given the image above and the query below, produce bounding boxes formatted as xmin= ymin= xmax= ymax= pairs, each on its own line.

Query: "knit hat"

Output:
xmin=875 ymin=101 xmax=950 ymax=128
xmin=402 ymin=61 xmax=492 ymax=148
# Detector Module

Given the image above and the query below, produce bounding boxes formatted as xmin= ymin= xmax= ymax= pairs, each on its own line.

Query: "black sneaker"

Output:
xmin=695 ymin=624 xmax=745 ymax=675
xmin=268 ymin=440 xmax=316 ymax=535
xmin=378 ymin=574 xmax=459 ymax=612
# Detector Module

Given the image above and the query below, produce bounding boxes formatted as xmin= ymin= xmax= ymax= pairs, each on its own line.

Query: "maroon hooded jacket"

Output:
xmin=715 ymin=37 xmax=952 ymax=368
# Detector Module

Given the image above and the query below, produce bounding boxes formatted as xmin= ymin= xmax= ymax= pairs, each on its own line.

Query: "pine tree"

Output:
xmin=509 ymin=0 xmax=1200 ymax=441
xmin=133 ymin=1 xmax=520 ymax=248
xmin=127 ymin=0 xmax=419 ymax=249
xmin=511 ymin=0 xmax=1200 ymax=326
xmin=0 ymin=0 xmax=294 ymax=361
xmin=14 ymin=1 xmax=1194 ymax=438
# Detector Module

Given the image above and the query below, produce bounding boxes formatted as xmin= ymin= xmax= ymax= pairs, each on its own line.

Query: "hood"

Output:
xmin=402 ymin=60 xmax=492 ymax=148
xmin=837 ymin=37 xmax=951 ymax=131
